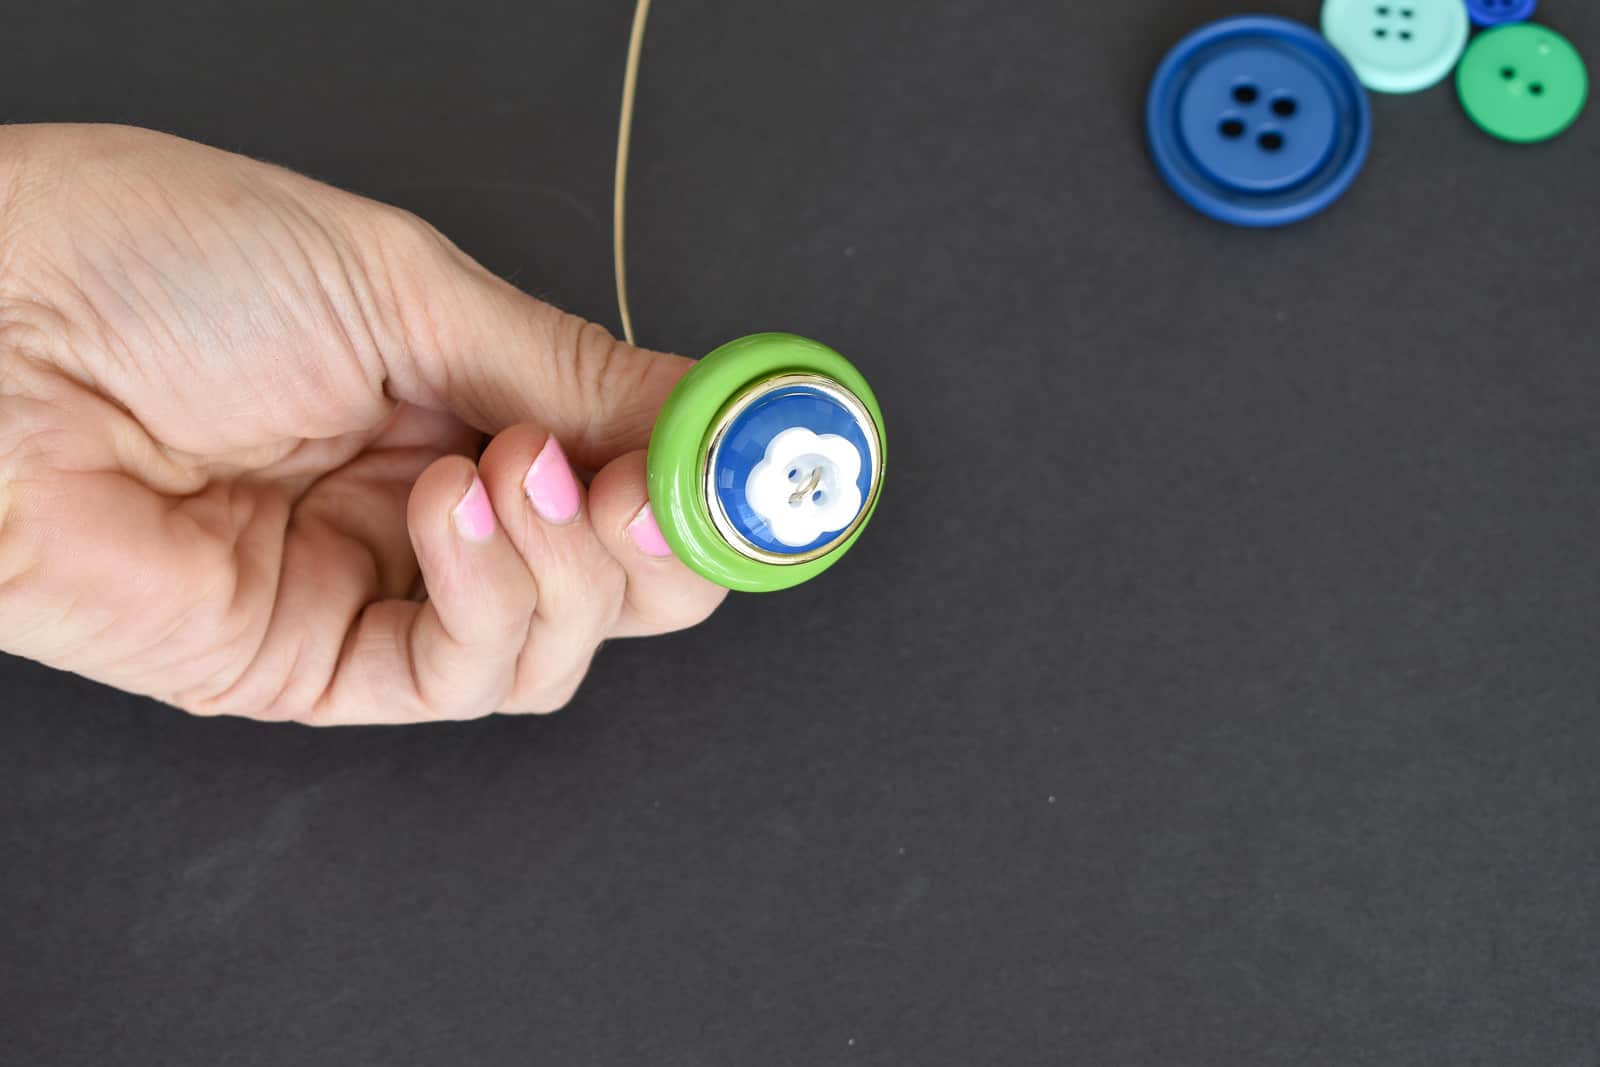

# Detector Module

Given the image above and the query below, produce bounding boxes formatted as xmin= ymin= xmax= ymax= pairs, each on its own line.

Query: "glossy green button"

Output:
xmin=1457 ymin=23 xmax=1587 ymax=142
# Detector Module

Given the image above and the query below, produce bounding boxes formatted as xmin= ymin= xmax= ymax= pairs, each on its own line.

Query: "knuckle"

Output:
xmin=630 ymin=583 xmax=727 ymax=636
xmin=523 ymin=674 xmax=586 ymax=716
xmin=551 ymin=315 xmax=641 ymax=445
xmin=427 ymin=698 xmax=495 ymax=724
xmin=509 ymin=645 xmax=599 ymax=715
xmin=198 ymin=650 xmax=318 ymax=724
xmin=569 ymin=317 xmax=625 ymax=388
xmin=358 ymin=205 xmax=467 ymax=392
xmin=239 ymin=699 xmax=308 ymax=724
xmin=377 ymin=206 xmax=461 ymax=274
xmin=598 ymin=557 xmax=630 ymax=618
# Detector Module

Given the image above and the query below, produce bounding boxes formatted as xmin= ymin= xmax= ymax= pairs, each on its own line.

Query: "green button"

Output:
xmin=1457 ymin=23 xmax=1587 ymax=142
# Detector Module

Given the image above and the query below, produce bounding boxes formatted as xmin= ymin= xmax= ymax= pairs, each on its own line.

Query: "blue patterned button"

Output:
xmin=710 ymin=384 xmax=875 ymax=556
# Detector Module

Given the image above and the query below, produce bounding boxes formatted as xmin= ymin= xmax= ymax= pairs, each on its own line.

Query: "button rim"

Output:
xmin=1146 ymin=15 xmax=1372 ymax=228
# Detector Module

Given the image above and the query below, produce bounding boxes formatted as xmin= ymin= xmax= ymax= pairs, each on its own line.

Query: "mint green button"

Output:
xmin=1457 ymin=23 xmax=1587 ymax=142
xmin=1321 ymin=0 xmax=1469 ymax=93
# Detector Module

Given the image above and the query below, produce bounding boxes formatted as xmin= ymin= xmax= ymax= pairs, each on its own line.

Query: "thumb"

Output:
xmin=380 ymin=216 xmax=691 ymax=469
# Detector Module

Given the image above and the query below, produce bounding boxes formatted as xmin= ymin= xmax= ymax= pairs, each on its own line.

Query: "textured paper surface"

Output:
xmin=4 ymin=1 xmax=1599 ymax=1063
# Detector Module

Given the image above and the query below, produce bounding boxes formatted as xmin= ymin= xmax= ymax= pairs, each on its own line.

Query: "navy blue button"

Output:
xmin=1466 ymin=0 xmax=1536 ymax=27
xmin=1146 ymin=15 xmax=1371 ymax=227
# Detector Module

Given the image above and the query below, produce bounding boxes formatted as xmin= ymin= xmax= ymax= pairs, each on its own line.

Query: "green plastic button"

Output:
xmin=1321 ymin=0 xmax=1469 ymax=94
xmin=1457 ymin=23 xmax=1587 ymax=142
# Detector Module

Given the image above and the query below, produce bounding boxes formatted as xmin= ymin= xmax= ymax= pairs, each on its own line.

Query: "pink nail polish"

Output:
xmin=524 ymin=437 xmax=581 ymax=524
xmin=628 ymin=502 xmax=674 ymax=559
xmin=452 ymin=477 xmax=496 ymax=543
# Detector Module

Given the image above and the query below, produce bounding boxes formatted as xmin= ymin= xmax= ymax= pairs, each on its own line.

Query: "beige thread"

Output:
xmin=789 ymin=467 xmax=823 ymax=506
xmin=614 ymin=0 xmax=653 ymax=346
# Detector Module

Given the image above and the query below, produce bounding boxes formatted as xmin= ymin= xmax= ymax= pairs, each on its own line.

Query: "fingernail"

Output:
xmin=524 ymin=437 xmax=581 ymax=524
xmin=452 ymin=477 xmax=497 ymax=543
xmin=627 ymin=502 xmax=674 ymax=558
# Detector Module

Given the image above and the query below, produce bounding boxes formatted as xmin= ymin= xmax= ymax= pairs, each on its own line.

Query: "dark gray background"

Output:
xmin=4 ymin=1 xmax=1598 ymax=1063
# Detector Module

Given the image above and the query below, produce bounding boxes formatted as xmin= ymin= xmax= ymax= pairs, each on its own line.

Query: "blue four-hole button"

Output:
xmin=1147 ymin=15 xmax=1371 ymax=227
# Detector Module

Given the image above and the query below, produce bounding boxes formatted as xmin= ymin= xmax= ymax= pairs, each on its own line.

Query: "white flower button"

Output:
xmin=744 ymin=428 xmax=864 ymax=547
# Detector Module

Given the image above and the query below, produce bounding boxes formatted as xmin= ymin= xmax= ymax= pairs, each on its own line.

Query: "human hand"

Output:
xmin=0 ymin=124 xmax=725 ymax=724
